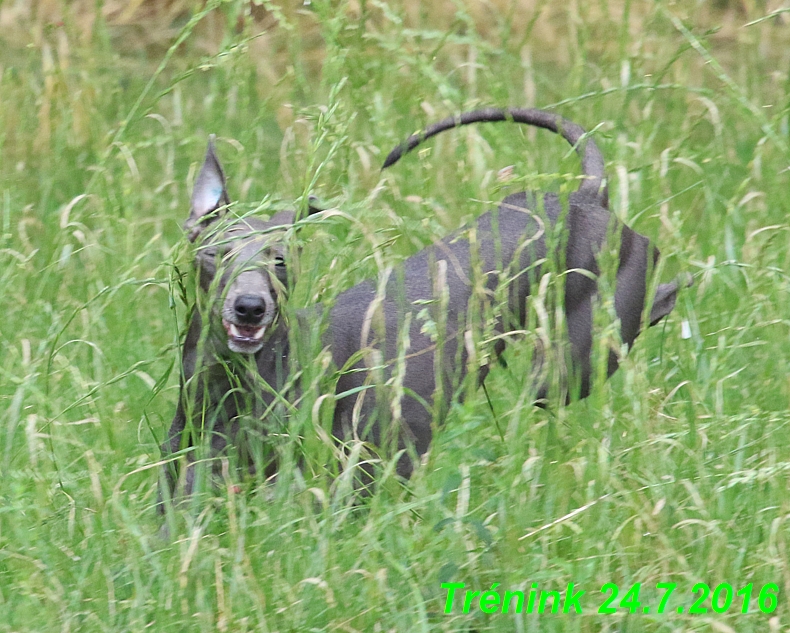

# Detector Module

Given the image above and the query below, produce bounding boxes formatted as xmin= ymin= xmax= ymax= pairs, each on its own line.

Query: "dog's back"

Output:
xmin=323 ymin=184 xmax=670 ymax=478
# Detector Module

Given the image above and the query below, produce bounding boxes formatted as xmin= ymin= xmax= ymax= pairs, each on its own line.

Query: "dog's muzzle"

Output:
xmin=222 ymin=293 xmax=271 ymax=353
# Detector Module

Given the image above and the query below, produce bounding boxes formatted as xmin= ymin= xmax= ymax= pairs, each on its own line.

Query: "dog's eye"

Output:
xmin=274 ymin=256 xmax=286 ymax=268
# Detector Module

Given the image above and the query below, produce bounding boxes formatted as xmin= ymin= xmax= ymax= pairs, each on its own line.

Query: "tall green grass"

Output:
xmin=1 ymin=0 xmax=789 ymax=630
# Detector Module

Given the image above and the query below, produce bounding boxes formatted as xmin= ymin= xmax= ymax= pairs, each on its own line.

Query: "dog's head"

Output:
xmin=185 ymin=136 xmax=317 ymax=354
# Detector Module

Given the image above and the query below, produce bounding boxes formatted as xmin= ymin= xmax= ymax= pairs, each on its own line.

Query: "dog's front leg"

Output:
xmin=158 ymin=397 xmax=189 ymax=512
xmin=159 ymin=310 xmax=235 ymax=509
xmin=160 ymin=365 xmax=241 ymax=509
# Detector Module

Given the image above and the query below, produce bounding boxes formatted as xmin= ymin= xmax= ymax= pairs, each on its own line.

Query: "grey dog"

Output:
xmin=160 ymin=107 xmax=682 ymax=503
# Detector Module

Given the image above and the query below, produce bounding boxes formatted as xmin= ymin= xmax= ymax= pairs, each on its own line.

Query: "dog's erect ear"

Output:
xmin=268 ymin=196 xmax=323 ymax=228
xmin=307 ymin=195 xmax=324 ymax=216
xmin=185 ymin=135 xmax=230 ymax=242
xmin=649 ymin=272 xmax=693 ymax=326
xmin=649 ymin=281 xmax=679 ymax=326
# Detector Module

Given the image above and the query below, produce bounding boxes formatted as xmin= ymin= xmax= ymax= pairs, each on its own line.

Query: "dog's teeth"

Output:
xmin=253 ymin=327 xmax=266 ymax=340
xmin=230 ymin=324 xmax=241 ymax=337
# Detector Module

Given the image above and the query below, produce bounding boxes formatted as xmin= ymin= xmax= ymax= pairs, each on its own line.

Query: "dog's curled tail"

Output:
xmin=382 ymin=107 xmax=608 ymax=205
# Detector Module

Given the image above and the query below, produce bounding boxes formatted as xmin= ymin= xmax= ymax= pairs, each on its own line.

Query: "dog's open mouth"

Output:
xmin=222 ymin=319 xmax=266 ymax=351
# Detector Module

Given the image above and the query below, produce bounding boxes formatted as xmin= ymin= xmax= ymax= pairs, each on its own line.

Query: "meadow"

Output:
xmin=1 ymin=0 xmax=789 ymax=630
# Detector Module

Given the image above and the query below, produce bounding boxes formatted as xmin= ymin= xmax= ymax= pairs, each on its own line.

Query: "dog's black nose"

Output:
xmin=234 ymin=294 xmax=266 ymax=324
